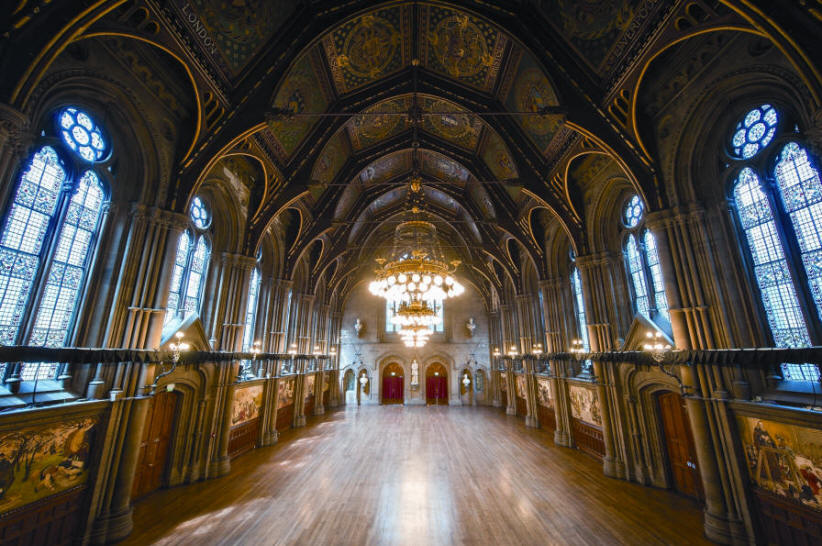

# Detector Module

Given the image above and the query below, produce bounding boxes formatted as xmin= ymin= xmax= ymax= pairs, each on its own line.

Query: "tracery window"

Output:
xmin=165 ymin=197 xmax=211 ymax=323
xmin=729 ymin=105 xmax=822 ymax=382
xmin=243 ymin=267 xmax=261 ymax=350
xmin=0 ymin=107 xmax=110 ymax=382
xmin=570 ymin=265 xmax=589 ymax=350
xmin=621 ymin=195 xmax=669 ymax=321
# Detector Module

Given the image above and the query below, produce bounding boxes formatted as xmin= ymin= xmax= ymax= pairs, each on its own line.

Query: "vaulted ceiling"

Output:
xmin=7 ymin=0 xmax=808 ymax=305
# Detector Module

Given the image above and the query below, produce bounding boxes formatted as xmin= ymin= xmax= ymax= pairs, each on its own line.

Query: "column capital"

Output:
xmin=575 ymin=251 xmax=616 ymax=269
xmin=220 ymin=251 xmax=257 ymax=270
xmin=805 ymin=107 xmax=822 ymax=159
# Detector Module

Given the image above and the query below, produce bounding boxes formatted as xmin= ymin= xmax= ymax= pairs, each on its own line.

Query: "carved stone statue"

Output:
xmin=354 ymin=318 xmax=363 ymax=337
xmin=466 ymin=317 xmax=476 ymax=337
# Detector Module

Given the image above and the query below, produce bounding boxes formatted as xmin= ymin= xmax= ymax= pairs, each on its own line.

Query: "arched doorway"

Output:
xmin=343 ymin=369 xmax=356 ymax=405
xmin=474 ymin=368 xmax=487 ymax=404
xmin=381 ymin=362 xmax=404 ymax=404
xmin=657 ymin=391 xmax=703 ymax=500
xmin=426 ymin=362 xmax=448 ymax=405
xmin=132 ymin=390 xmax=180 ymax=499
xmin=459 ymin=368 xmax=473 ymax=405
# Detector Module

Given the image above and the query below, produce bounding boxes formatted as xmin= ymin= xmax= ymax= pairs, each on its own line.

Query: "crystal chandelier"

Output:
xmin=368 ymin=216 xmax=465 ymax=303
xmin=391 ymin=300 xmax=440 ymax=328
xmin=399 ymin=324 xmax=433 ymax=347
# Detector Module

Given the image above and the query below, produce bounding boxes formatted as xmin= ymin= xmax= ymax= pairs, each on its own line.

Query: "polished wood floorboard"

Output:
xmin=124 ymin=406 xmax=710 ymax=546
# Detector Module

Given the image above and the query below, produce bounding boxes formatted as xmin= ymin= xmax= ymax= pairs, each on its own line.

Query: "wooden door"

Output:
xmin=132 ymin=391 xmax=179 ymax=500
xmin=658 ymin=391 xmax=702 ymax=500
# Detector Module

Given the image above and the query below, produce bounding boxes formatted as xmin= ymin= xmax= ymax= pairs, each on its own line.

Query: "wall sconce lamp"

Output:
xmin=532 ymin=343 xmax=543 ymax=356
xmin=508 ymin=345 xmax=518 ymax=357
xmin=569 ymin=338 xmax=586 ymax=357
xmin=151 ymin=331 xmax=189 ymax=393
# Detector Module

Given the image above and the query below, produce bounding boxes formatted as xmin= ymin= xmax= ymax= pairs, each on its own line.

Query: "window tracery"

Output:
xmin=621 ymin=195 xmax=668 ymax=321
xmin=729 ymin=105 xmax=821 ymax=382
xmin=165 ymin=197 xmax=211 ymax=323
xmin=0 ymin=107 xmax=110 ymax=383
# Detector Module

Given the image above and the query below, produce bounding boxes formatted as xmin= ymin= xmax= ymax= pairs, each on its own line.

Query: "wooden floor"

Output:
xmin=124 ymin=406 xmax=710 ymax=546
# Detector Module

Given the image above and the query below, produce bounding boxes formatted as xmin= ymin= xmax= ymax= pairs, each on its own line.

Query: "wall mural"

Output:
xmin=537 ymin=377 xmax=553 ymax=408
xmin=173 ymin=0 xmax=298 ymax=75
xmin=304 ymin=375 xmax=316 ymax=401
xmin=540 ymin=0 xmax=641 ymax=70
xmin=737 ymin=416 xmax=822 ymax=510
xmin=232 ymin=384 xmax=263 ymax=427
xmin=515 ymin=375 xmax=527 ymax=399
xmin=278 ymin=379 xmax=295 ymax=408
xmin=0 ymin=416 xmax=98 ymax=514
xmin=323 ymin=6 xmax=410 ymax=94
xmin=311 ymin=131 xmax=350 ymax=186
xmin=347 ymin=97 xmax=409 ymax=151
xmin=420 ymin=5 xmax=507 ymax=91
xmin=267 ymin=50 xmax=330 ymax=159
xmin=503 ymin=50 xmax=562 ymax=155
xmin=481 ymin=130 xmax=518 ymax=181
xmin=569 ymin=384 xmax=601 ymax=426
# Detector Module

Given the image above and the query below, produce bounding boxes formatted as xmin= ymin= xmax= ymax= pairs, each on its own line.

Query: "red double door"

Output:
xmin=426 ymin=376 xmax=448 ymax=404
xmin=382 ymin=375 xmax=404 ymax=404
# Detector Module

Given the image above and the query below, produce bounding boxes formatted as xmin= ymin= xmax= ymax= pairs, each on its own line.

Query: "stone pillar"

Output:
xmin=524 ymin=358 xmax=538 ymax=428
xmin=205 ymin=253 xmax=256 ymax=351
xmin=208 ymin=363 xmax=237 ymax=477
xmin=505 ymin=361 xmax=517 ymax=415
xmin=648 ymin=208 xmax=748 ymax=543
xmin=314 ymin=366 xmax=325 ymax=415
xmin=89 ymin=207 xmax=187 ymax=544
xmin=549 ymin=365 xmax=573 ymax=447
xmin=540 ymin=278 xmax=568 ymax=353
xmin=577 ymin=255 xmax=624 ymax=479
xmin=294 ymin=359 xmax=307 ymax=427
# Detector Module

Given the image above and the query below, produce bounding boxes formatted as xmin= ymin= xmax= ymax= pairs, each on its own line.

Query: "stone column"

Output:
xmin=524 ymin=358 xmax=539 ymax=428
xmin=505 ymin=361 xmax=517 ymax=415
xmin=549 ymin=364 xmax=572 ymax=447
xmin=647 ymin=208 xmax=747 ymax=543
xmin=577 ymin=254 xmax=623 ymax=479
xmin=205 ymin=253 xmax=256 ymax=351
xmin=208 ymin=362 xmax=237 ymax=477
xmin=90 ymin=207 xmax=187 ymax=544
xmin=540 ymin=278 xmax=568 ymax=353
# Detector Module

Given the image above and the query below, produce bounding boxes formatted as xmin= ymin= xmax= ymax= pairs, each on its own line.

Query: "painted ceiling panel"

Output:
xmin=540 ymin=0 xmax=642 ymax=71
xmin=502 ymin=49 xmax=562 ymax=156
xmin=419 ymin=5 xmax=508 ymax=92
xmin=359 ymin=151 xmax=413 ymax=186
xmin=346 ymin=97 xmax=410 ymax=151
xmin=266 ymin=48 xmax=331 ymax=160
xmin=323 ymin=6 xmax=412 ymax=94
xmin=480 ymin=130 xmax=518 ymax=181
xmin=173 ymin=0 xmax=298 ymax=76
xmin=421 ymin=96 xmax=482 ymax=151
xmin=420 ymin=150 xmax=472 ymax=184
xmin=312 ymin=131 xmax=351 ymax=185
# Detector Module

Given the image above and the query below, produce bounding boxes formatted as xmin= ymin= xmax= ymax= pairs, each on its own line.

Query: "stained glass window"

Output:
xmin=184 ymin=236 xmax=209 ymax=315
xmin=165 ymin=231 xmax=191 ymax=323
xmin=644 ymin=230 xmax=669 ymax=319
xmin=190 ymin=197 xmax=210 ymax=229
xmin=30 ymin=171 xmax=105 ymax=347
xmin=734 ymin=167 xmax=810 ymax=347
xmin=0 ymin=146 xmax=65 ymax=345
xmin=626 ymin=234 xmax=650 ymax=317
xmin=732 ymin=104 xmax=778 ymax=159
xmin=19 ymin=362 xmax=59 ymax=381
xmin=59 ymin=108 xmax=106 ymax=162
xmin=243 ymin=267 xmax=260 ymax=350
xmin=571 ymin=267 xmax=589 ymax=350
xmin=623 ymin=195 xmax=644 ymax=228
xmin=774 ymin=143 xmax=822 ymax=318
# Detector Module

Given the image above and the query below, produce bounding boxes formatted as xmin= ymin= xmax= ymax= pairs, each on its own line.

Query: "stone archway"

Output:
xmin=425 ymin=362 xmax=448 ymax=405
